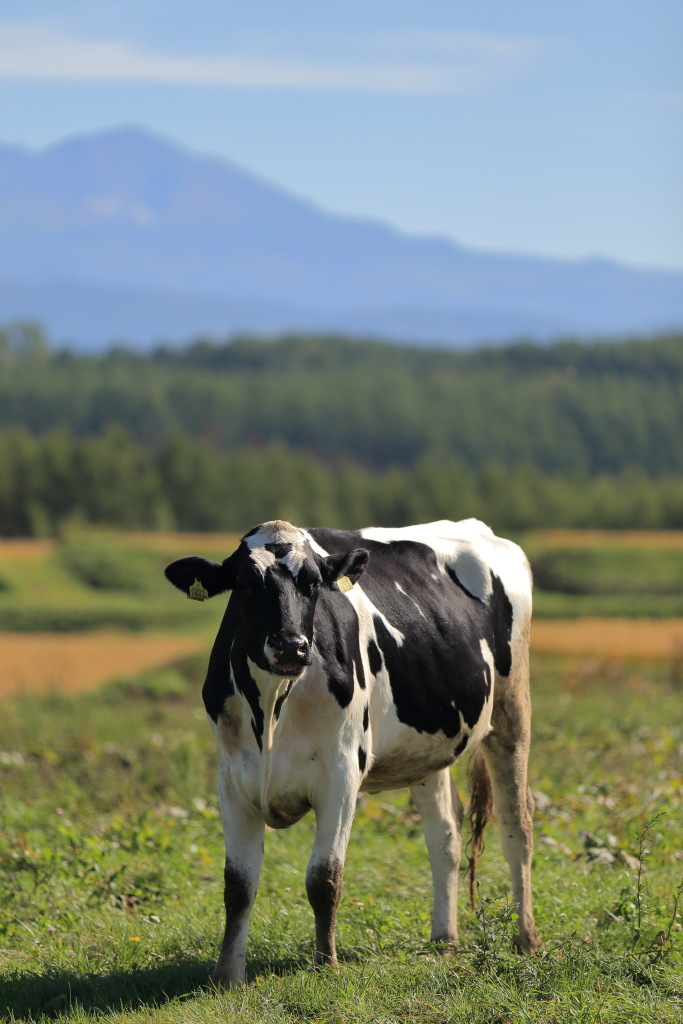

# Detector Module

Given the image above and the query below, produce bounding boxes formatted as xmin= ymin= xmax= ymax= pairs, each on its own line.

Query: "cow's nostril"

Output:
xmin=269 ymin=635 xmax=309 ymax=663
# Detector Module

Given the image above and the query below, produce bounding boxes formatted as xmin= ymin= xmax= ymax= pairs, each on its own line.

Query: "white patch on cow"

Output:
xmin=248 ymin=547 xmax=276 ymax=574
xmin=245 ymin=520 xmax=309 ymax=578
xmin=464 ymin=637 xmax=495 ymax=748
xmin=247 ymin=657 xmax=291 ymax=813
xmin=395 ymin=581 xmax=427 ymax=618
xmin=452 ymin=550 xmax=492 ymax=601
xmin=279 ymin=547 xmax=306 ymax=577
xmin=300 ymin=529 xmax=330 ymax=558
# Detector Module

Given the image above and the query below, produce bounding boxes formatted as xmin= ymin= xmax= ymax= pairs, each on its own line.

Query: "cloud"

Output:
xmin=0 ymin=21 xmax=548 ymax=96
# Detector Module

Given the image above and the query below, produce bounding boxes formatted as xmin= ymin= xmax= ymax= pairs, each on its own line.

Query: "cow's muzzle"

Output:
xmin=266 ymin=634 xmax=311 ymax=677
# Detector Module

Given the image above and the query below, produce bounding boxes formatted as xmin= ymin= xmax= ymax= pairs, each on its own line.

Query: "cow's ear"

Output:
xmin=322 ymin=548 xmax=369 ymax=592
xmin=164 ymin=555 xmax=236 ymax=601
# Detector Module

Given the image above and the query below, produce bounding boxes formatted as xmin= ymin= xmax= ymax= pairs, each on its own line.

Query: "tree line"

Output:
xmin=2 ymin=324 xmax=683 ymax=477
xmin=1 ymin=323 xmax=682 ymax=535
xmin=2 ymin=426 xmax=682 ymax=537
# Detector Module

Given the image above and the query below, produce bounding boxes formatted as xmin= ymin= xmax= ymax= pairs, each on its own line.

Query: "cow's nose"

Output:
xmin=268 ymin=634 xmax=310 ymax=670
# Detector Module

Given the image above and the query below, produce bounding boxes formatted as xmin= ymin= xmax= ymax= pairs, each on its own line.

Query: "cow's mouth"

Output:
xmin=271 ymin=663 xmax=306 ymax=677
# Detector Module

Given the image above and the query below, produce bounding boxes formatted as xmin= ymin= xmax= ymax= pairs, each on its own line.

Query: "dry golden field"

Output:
xmin=0 ymin=633 xmax=206 ymax=699
xmin=2 ymin=619 xmax=682 ymax=700
xmin=531 ymin=617 xmax=683 ymax=659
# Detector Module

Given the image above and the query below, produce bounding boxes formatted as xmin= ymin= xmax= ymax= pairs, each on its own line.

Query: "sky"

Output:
xmin=0 ymin=0 xmax=681 ymax=271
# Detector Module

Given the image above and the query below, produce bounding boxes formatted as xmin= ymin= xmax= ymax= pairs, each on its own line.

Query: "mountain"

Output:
xmin=0 ymin=126 xmax=681 ymax=349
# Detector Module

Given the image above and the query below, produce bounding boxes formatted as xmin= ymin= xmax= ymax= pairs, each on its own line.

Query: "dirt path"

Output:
xmin=0 ymin=633 xmax=207 ymax=699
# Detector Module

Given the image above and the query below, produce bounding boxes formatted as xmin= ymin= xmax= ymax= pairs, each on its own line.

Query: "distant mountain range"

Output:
xmin=0 ymin=126 xmax=681 ymax=350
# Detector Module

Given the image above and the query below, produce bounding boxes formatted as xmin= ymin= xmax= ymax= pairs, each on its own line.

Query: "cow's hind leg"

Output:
xmin=480 ymin=646 xmax=539 ymax=953
xmin=411 ymin=767 xmax=464 ymax=945
xmin=213 ymin=778 xmax=265 ymax=987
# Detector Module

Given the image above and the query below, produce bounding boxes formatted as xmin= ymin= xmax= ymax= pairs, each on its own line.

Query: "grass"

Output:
xmin=1 ymin=653 xmax=682 ymax=1022
xmin=526 ymin=545 xmax=683 ymax=619
xmin=0 ymin=530 xmax=233 ymax=633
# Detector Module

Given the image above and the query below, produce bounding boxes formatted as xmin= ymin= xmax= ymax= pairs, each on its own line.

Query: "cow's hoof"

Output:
xmin=211 ymin=965 xmax=245 ymax=989
xmin=430 ymin=937 xmax=460 ymax=958
xmin=312 ymin=953 xmax=338 ymax=970
xmin=512 ymin=932 xmax=541 ymax=954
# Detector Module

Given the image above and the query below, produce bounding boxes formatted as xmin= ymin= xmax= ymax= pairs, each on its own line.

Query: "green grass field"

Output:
xmin=1 ymin=528 xmax=682 ymax=1022
xmin=1 ymin=653 xmax=682 ymax=1023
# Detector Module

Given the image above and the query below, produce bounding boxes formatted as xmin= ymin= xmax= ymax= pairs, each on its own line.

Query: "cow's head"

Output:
xmin=165 ymin=521 xmax=369 ymax=678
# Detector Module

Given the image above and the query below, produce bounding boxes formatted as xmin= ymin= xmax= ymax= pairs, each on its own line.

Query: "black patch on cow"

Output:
xmin=489 ymin=573 xmax=513 ymax=677
xmin=358 ymin=746 xmax=367 ymax=772
xmin=453 ymin=734 xmax=469 ymax=758
xmin=266 ymin=542 xmax=292 ymax=559
xmin=274 ymin=680 xmax=294 ymax=720
xmin=202 ymin=598 xmax=238 ymax=722
xmin=308 ymin=532 xmax=514 ymax=738
xmin=362 ymin=703 xmax=369 ymax=732
xmin=444 ymin=567 xmax=512 ymax=676
xmin=230 ymin=635 xmax=264 ymax=750
xmin=367 ymin=638 xmax=383 ymax=676
xmin=312 ymin=586 xmax=365 ymax=708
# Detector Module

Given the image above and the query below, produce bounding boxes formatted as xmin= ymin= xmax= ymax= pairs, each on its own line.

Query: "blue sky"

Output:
xmin=1 ymin=0 xmax=681 ymax=270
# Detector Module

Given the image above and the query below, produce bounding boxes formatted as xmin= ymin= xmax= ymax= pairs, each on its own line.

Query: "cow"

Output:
xmin=164 ymin=518 xmax=539 ymax=987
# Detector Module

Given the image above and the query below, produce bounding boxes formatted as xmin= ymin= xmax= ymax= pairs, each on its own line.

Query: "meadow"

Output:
xmin=1 ymin=529 xmax=682 ymax=1022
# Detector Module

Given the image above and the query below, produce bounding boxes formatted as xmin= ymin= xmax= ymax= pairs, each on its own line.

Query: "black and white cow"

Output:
xmin=165 ymin=518 xmax=539 ymax=986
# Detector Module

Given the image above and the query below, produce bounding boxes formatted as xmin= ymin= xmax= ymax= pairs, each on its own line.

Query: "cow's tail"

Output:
xmin=467 ymin=749 xmax=494 ymax=910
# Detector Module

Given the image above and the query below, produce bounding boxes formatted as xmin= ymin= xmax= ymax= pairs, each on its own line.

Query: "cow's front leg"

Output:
xmin=411 ymin=767 xmax=464 ymax=945
xmin=306 ymin=772 xmax=358 ymax=968
xmin=213 ymin=777 xmax=265 ymax=988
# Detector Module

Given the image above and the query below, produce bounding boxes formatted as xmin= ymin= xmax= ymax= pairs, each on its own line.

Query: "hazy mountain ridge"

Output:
xmin=0 ymin=126 xmax=681 ymax=349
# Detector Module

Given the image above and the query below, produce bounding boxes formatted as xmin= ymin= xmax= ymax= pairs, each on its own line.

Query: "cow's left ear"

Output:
xmin=322 ymin=548 xmax=369 ymax=592
xmin=165 ymin=554 xmax=236 ymax=601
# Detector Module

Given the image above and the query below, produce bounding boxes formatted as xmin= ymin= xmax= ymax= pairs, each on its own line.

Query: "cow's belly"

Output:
xmin=362 ymin=730 xmax=468 ymax=792
xmin=363 ymin=678 xmax=493 ymax=792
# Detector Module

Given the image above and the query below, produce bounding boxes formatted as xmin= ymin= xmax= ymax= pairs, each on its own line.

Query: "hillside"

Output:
xmin=1 ymin=127 xmax=682 ymax=348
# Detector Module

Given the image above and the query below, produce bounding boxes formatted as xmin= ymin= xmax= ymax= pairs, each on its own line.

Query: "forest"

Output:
xmin=1 ymin=322 xmax=682 ymax=535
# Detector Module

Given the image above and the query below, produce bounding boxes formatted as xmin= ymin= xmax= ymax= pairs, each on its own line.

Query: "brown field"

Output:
xmin=1 ymin=619 xmax=682 ymax=701
xmin=0 ymin=633 xmax=207 ymax=699
xmin=531 ymin=617 xmax=683 ymax=659
xmin=0 ymin=539 xmax=57 ymax=561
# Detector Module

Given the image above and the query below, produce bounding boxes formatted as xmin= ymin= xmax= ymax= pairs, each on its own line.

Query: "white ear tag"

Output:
xmin=188 ymin=578 xmax=209 ymax=602
xmin=336 ymin=575 xmax=354 ymax=593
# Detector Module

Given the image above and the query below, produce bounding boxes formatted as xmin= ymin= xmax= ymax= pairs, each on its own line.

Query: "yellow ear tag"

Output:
xmin=336 ymin=575 xmax=354 ymax=593
xmin=188 ymin=578 xmax=209 ymax=602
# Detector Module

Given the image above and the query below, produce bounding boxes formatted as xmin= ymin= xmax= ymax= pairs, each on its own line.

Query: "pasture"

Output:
xmin=0 ymin=529 xmax=682 ymax=1022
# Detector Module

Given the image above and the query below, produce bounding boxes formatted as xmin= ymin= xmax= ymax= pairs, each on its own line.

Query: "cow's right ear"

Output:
xmin=164 ymin=555 xmax=236 ymax=601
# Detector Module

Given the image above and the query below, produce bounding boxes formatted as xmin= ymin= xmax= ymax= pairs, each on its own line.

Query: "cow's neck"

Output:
xmin=247 ymin=659 xmax=291 ymax=811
